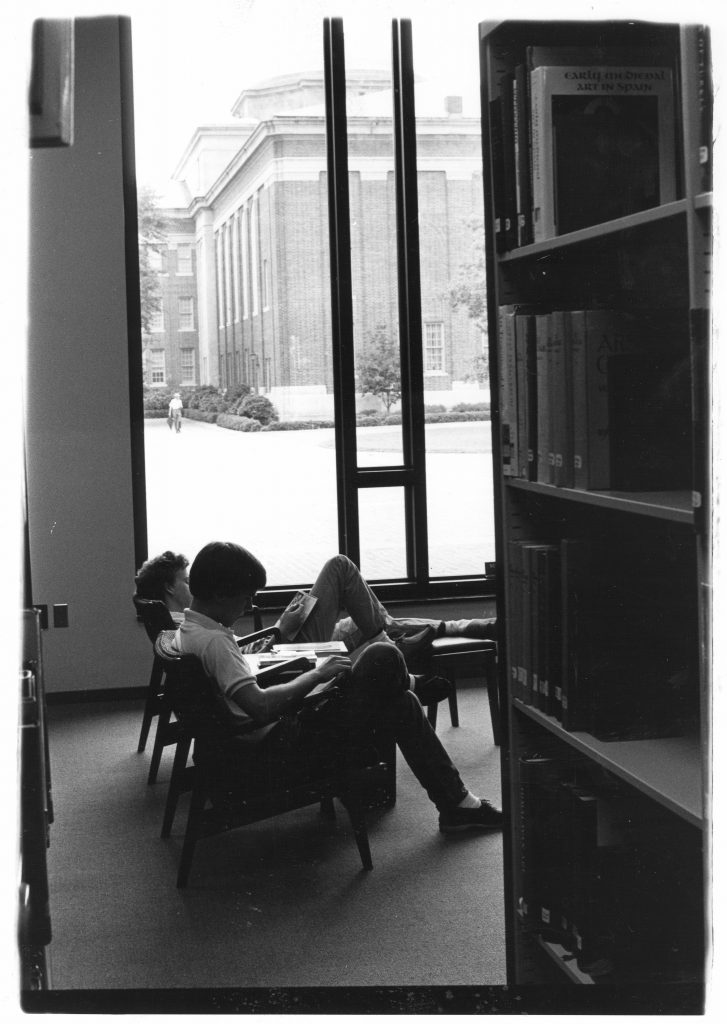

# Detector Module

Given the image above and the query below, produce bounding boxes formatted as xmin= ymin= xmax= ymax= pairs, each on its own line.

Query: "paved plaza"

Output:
xmin=144 ymin=417 xmax=496 ymax=587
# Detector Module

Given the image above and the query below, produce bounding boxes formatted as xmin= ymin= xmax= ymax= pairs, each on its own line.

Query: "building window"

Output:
xmin=424 ymin=322 xmax=445 ymax=372
xmin=180 ymin=348 xmax=196 ymax=385
xmin=148 ymin=246 xmax=165 ymax=273
xmin=150 ymin=349 xmax=166 ymax=385
xmin=179 ymin=296 xmax=195 ymax=331
xmin=149 ymin=301 xmax=164 ymax=333
xmin=177 ymin=244 xmax=192 ymax=275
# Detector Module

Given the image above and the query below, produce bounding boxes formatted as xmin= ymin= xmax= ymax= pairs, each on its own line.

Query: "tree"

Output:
xmin=449 ymin=216 xmax=487 ymax=331
xmin=137 ymin=186 xmax=166 ymax=334
xmin=357 ymin=324 xmax=402 ymax=415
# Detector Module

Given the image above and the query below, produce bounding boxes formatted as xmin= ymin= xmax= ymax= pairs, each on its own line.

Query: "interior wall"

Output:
xmin=26 ymin=16 xmax=149 ymax=693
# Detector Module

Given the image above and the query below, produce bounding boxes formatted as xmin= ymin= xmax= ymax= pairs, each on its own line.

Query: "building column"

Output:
xmin=194 ymin=207 xmax=218 ymax=385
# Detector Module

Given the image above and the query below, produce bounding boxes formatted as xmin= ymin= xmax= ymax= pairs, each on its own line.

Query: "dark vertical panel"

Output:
xmin=392 ymin=19 xmax=429 ymax=583
xmin=118 ymin=15 xmax=148 ymax=569
xmin=323 ymin=17 xmax=360 ymax=564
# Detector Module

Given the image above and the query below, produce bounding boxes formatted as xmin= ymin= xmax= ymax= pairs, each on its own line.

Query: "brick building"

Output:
xmin=142 ymin=70 xmax=487 ymax=417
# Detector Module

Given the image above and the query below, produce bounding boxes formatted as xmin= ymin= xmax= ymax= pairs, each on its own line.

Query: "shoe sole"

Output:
xmin=439 ymin=821 xmax=503 ymax=833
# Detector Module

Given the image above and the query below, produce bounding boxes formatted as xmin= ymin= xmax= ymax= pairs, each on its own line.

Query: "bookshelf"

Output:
xmin=479 ymin=21 xmax=711 ymax=990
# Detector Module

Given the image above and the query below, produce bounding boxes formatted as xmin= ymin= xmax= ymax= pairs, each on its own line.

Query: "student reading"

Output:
xmin=136 ymin=543 xmax=502 ymax=833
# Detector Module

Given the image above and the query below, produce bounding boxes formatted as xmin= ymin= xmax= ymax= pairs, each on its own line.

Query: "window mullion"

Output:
xmin=323 ymin=18 xmax=360 ymax=567
xmin=392 ymin=18 xmax=429 ymax=585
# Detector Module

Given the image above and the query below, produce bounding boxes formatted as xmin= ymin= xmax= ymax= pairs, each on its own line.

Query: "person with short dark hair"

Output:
xmin=168 ymin=542 xmax=502 ymax=834
xmin=134 ymin=550 xmax=191 ymax=622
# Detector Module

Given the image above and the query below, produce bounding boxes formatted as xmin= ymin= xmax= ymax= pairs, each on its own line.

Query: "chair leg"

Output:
xmin=137 ymin=660 xmax=164 ymax=752
xmin=161 ymin=734 xmax=192 ymax=838
xmin=427 ymin=702 xmax=438 ymax=728
xmin=448 ymin=682 xmax=460 ymax=727
xmin=320 ymin=795 xmax=336 ymax=818
xmin=177 ymin=778 xmax=206 ymax=888
xmin=485 ymin=657 xmax=501 ymax=747
xmin=342 ymin=797 xmax=373 ymax=871
xmin=148 ymin=704 xmax=172 ymax=785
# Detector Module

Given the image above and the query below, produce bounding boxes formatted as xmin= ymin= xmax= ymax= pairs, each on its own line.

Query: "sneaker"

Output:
xmin=411 ymin=674 xmax=453 ymax=706
xmin=439 ymin=798 xmax=503 ymax=833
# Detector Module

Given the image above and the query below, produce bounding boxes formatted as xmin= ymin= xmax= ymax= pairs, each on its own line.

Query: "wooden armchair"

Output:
xmin=154 ymin=631 xmax=389 ymax=888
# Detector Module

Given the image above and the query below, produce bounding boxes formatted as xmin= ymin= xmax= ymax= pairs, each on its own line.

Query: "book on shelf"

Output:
xmin=549 ymin=310 xmax=574 ymax=488
xmin=489 ymin=96 xmax=507 ymax=254
xmin=570 ymin=308 xmax=646 ymax=491
xmin=499 ymin=72 xmax=518 ymax=251
xmin=498 ymin=305 xmax=541 ymax=476
xmin=514 ymin=311 xmax=538 ymax=480
xmin=534 ymin=313 xmax=553 ymax=484
xmin=497 ymin=306 xmax=518 ymax=476
xmin=517 ymin=752 xmax=564 ymax=931
xmin=559 ymin=537 xmax=592 ymax=732
xmin=513 ymin=63 xmax=534 ymax=247
xmin=529 ymin=58 xmax=676 ymax=241
xmin=506 ymin=539 xmax=526 ymax=701
xmin=534 ymin=543 xmax=560 ymax=718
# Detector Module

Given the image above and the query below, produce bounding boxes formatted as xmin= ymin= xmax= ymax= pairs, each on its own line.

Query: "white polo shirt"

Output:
xmin=171 ymin=609 xmax=256 ymax=725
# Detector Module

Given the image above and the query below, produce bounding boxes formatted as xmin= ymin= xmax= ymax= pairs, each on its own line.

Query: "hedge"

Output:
xmin=216 ymin=413 xmax=262 ymax=432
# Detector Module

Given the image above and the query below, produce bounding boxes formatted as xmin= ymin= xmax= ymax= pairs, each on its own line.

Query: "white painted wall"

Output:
xmin=26 ymin=17 xmax=149 ymax=693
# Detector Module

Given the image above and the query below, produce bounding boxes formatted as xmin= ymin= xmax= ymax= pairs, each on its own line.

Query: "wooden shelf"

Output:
xmin=499 ymin=200 xmax=687 ymax=262
xmin=538 ymin=939 xmax=596 ymax=984
xmin=514 ymin=701 xmax=705 ymax=828
xmin=694 ymin=191 xmax=712 ymax=210
xmin=506 ymin=480 xmax=695 ymax=524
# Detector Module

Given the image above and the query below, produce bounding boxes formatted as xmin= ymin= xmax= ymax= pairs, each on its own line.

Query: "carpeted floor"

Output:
xmin=44 ymin=682 xmax=506 ymax=996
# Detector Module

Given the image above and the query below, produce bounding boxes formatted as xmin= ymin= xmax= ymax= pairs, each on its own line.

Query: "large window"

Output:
xmin=149 ymin=349 xmax=166 ymax=385
xmin=135 ymin=1 xmax=493 ymax=593
xmin=176 ymin=244 xmax=192 ymax=275
xmin=424 ymin=322 xmax=445 ymax=372
xmin=178 ymin=296 xmax=195 ymax=331
xmin=180 ymin=347 xmax=196 ymax=385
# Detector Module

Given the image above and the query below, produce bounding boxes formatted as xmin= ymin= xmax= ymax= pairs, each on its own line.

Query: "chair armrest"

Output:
xmin=236 ymin=625 xmax=281 ymax=648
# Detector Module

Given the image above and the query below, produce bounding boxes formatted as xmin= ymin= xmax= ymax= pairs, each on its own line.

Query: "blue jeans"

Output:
xmin=211 ymin=640 xmax=468 ymax=813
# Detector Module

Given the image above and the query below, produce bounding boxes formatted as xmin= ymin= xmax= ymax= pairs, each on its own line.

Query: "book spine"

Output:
xmin=497 ymin=306 xmax=518 ymax=476
xmin=529 ymin=67 xmax=555 ymax=242
xmin=514 ymin=313 xmax=529 ymax=479
xmin=489 ymin=96 xmax=506 ymax=254
xmin=535 ymin=313 xmax=552 ymax=484
xmin=572 ymin=309 xmax=643 ymax=490
xmin=517 ymin=753 xmax=559 ymax=927
xmin=524 ymin=313 xmax=538 ymax=480
xmin=560 ymin=538 xmax=592 ymax=731
xmin=550 ymin=309 xmax=574 ymax=488
xmin=500 ymin=73 xmax=517 ymax=251
xmin=514 ymin=63 xmax=534 ymax=246
xmin=544 ymin=544 xmax=562 ymax=721
xmin=506 ymin=540 xmax=525 ymax=701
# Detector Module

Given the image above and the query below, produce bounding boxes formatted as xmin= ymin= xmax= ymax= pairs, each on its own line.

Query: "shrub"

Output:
xmin=216 ymin=413 xmax=262 ymax=432
xmin=186 ymin=385 xmax=220 ymax=410
xmin=143 ymin=386 xmax=173 ymax=412
xmin=261 ymin=419 xmax=336 ymax=431
xmin=452 ymin=401 xmax=490 ymax=413
xmin=237 ymin=394 xmax=279 ymax=425
xmin=424 ymin=404 xmax=447 ymax=415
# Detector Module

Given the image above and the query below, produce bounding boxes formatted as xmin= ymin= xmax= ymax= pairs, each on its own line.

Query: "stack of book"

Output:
xmin=506 ymin=536 xmax=698 ymax=739
xmin=491 ymin=44 xmax=681 ymax=250
xmin=497 ymin=305 xmax=692 ymax=492
xmin=516 ymin=755 xmax=705 ymax=980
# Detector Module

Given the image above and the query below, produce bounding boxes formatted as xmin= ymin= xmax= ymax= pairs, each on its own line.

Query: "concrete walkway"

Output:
xmin=144 ymin=417 xmax=495 ymax=587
